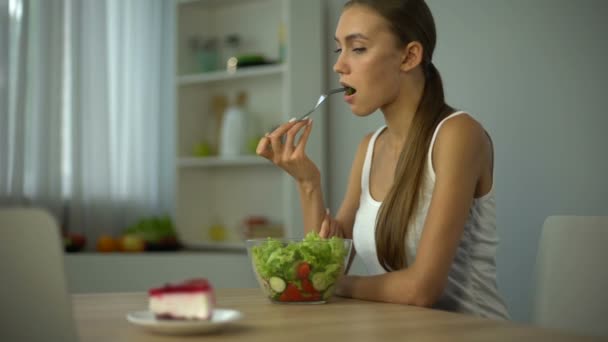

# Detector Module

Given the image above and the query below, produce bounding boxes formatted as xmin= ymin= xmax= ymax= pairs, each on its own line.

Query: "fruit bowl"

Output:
xmin=246 ymin=233 xmax=352 ymax=304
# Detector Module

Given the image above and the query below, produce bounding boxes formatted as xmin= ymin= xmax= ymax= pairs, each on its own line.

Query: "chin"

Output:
xmin=350 ymin=104 xmax=377 ymax=117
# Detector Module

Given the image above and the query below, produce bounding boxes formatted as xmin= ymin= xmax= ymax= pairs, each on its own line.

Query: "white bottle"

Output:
xmin=219 ymin=92 xmax=248 ymax=157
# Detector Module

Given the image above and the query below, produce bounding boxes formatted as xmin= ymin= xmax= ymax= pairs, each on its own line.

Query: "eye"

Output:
xmin=333 ymin=48 xmax=342 ymax=53
xmin=353 ymin=47 xmax=366 ymax=54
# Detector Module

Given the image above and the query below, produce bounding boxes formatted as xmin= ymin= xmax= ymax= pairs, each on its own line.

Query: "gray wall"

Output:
xmin=325 ymin=0 xmax=608 ymax=322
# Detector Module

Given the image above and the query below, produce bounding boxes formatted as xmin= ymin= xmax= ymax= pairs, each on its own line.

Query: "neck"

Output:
xmin=380 ymin=71 xmax=425 ymax=153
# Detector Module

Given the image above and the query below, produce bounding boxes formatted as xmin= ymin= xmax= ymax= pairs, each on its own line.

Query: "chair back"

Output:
xmin=0 ymin=207 xmax=79 ymax=342
xmin=534 ymin=215 xmax=608 ymax=337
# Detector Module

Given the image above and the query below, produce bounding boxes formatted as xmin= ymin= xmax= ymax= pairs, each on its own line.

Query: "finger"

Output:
xmin=319 ymin=218 xmax=329 ymax=238
xmin=334 ymin=222 xmax=344 ymax=238
xmin=283 ymin=120 xmax=308 ymax=157
xmin=256 ymin=136 xmax=273 ymax=159
xmin=330 ymin=220 xmax=341 ymax=237
xmin=268 ymin=118 xmax=298 ymax=156
xmin=269 ymin=117 xmax=298 ymax=136
xmin=295 ymin=119 xmax=313 ymax=154
xmin=329 ymin=219 xmax=338 ymax=238
xmin=320 ymin=208 xmax=332 ymax=238
xmin=326 ymin=208 xmax=342 ymax=238
xmin=268 ymin=132 xmax=283 ymax=156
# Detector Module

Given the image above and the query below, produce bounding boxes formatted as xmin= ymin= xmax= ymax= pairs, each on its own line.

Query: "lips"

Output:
xmin=340 ymin=82 xmax=357 ymax=96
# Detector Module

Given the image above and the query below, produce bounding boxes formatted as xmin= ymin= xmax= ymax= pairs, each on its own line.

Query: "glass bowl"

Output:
xmin=246 ymin=236 xmax=353 ymax=304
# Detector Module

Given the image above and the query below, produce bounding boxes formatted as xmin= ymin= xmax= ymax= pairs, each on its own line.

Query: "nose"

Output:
xmin=333 ymin=52 xmax=348 ymax=75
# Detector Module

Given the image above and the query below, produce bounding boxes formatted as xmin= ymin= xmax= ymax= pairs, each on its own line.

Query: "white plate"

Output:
xmin=126 ymin=308 xmax=243 ymax=335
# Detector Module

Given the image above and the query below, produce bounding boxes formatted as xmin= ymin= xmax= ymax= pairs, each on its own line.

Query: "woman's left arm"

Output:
xmin=336 ymin=115 xmax=489 ymax=307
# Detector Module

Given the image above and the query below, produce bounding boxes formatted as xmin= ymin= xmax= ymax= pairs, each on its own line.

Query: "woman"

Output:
xmin=256 ymin=0 xmax=509 ymax=320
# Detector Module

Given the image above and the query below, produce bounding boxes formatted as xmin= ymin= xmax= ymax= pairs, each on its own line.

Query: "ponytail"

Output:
xmin=375 ymin=61 xmax=452 ymax=271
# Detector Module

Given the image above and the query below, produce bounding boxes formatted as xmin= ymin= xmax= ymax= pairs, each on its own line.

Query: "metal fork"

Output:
xmin=270 ymin=87 xmax=347 ymax=133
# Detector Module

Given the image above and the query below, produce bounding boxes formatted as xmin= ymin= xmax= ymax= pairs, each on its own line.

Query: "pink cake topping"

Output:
xmin=148 ymin=278 xmax=212 ymax=296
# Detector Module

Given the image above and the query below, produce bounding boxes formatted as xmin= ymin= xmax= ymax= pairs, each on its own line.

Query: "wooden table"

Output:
xmin=73 ymin=288 xmax=603 ymax=342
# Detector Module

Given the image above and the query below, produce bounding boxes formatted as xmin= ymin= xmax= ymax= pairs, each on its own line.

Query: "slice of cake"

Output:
xmin=148 ymin=278 xmax=215 ymax=320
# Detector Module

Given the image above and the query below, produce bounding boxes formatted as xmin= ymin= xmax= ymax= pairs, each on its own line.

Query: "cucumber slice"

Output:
xmin=311 ymin=272 xmax=331 ymax=291
xmin=269 ymin=276 xmax=286 ymax=293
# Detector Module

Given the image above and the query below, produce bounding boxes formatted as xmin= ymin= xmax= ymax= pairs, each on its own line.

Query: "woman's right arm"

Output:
xmin=296 ymin=130 xmax=371 ymax=237
xmin=256 ymin=119 xmax=371 ymax=239
xmin=256 ymin=119 xmax=324 ymax=233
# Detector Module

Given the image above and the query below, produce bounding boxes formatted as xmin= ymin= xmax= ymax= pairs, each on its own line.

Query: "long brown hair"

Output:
xmin=344 ymin=0 xmax=453 ymax=271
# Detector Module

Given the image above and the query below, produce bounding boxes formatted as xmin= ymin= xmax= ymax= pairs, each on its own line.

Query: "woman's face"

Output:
xmin=333 ymin=5 xmax=404 ymax=116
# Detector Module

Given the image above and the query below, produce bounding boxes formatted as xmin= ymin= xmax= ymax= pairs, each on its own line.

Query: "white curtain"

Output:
xmin=1 ymin=0 xmax=175 ymax=243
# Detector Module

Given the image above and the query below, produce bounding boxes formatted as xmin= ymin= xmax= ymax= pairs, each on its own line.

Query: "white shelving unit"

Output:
xmin=174 ymin=0 xmax=325 ymax=249
xmin=179 ymin=156 xmax=271 ymax=168
xmin=177 ymin=64 xmax=286 ymax=85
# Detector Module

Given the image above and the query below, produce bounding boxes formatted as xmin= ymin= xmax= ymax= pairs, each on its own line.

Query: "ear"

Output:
xmin=400 ymin=41 xmax=424 ymax=72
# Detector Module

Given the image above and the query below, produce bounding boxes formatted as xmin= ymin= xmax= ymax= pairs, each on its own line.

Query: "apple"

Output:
xmin=244 ymin=216 xmax=269 ymax=226
xmin=146 ymin=236 xmax=181 ymax=251
xmin=120 ymin=234 xmax=146 ymax=252
xmin=194 ymin=142 xmax=212 ymax=157
xmin=64 ymin=232 xmax=86 ymax=252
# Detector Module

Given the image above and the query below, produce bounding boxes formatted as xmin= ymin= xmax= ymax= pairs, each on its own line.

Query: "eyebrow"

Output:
xmin=334 ymin=33 xmax=369 ymax=43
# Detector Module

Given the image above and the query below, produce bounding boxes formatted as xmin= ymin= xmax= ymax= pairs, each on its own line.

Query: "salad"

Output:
xmin=250 ymin=232 xmax=349 ymax=302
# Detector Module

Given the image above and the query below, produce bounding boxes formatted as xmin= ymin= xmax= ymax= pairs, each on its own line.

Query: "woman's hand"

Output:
xmin=319 ymin=208 xmax=344 ymax=238
xmin=256 ymin=118 xmax=320 ymax=184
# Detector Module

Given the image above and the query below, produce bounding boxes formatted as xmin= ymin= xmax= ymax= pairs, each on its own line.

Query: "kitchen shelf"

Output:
xmin=174 ymin=0 xmax=324 ymax=249
xmin=177 ymin=64 xmax=286 ymax=86
xmin=178 ymin=156 xmax=271 ymax=168
xmin=178 ymin=0 xmax=271 ymax=8
xmin=183 ymin=241 xmax=247 ymax=253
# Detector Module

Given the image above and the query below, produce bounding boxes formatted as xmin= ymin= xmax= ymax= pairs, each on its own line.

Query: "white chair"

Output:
xmin=534 ymin=215 xmax=608 ymax=337
xmin=0 ymin=207 xmax=79 ymax=342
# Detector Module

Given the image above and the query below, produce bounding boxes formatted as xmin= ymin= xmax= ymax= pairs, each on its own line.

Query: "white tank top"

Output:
xmin=352 ymin=111 xmax=510 ymax=320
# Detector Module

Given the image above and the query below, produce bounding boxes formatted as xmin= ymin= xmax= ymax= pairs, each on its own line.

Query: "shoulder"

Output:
xmin=434 ymin=113 xmax=486 ymax=152
xmin=433 ymin=114 xmax=487 ymax=172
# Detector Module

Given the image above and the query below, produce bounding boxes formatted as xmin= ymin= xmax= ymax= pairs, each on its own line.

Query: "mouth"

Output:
xmin=340 ymin=82 xmax=357 ymax=96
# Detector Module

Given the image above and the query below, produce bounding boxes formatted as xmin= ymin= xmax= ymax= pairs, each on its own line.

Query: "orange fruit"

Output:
xmin=96 ymin=235 xmax=119 ymax=252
